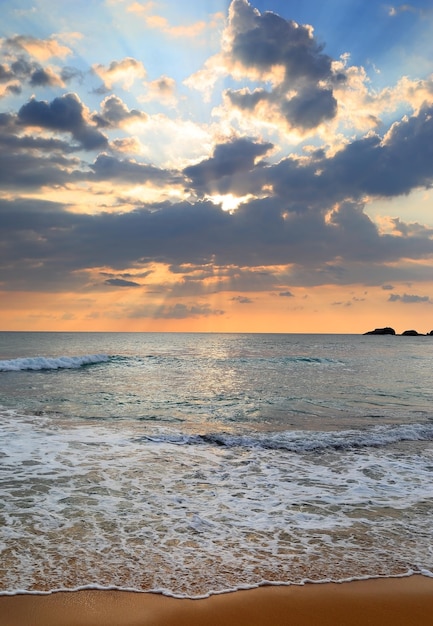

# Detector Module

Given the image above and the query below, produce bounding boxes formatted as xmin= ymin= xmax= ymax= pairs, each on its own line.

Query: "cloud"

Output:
xmin=127 ymin=301 xmax=225 ymax=319
xmin=2 ymin=0 xmax=433 ymax=304
xmin=156 ymin=302 xmax=224 ymax=318
xmin=92 ymin=57 xmax=146 ymax=91
xmin=86 ymin=154 xmax=181 ymax=185
xmin=184 ymin=137 xmax=273 ymax=194
xmin=210 ymin=102 xmax=433 ymax=204
xmin=332 ymin=300 xmax=352 ymax=307
xmin=231 ymin=295 xmax=253 ymax=304
xmin=390 ymin=217 xmax=433 ymax=237
xmin=104 ymin=278 xmax=141 ymax=287
xmin=388 ymin=4 xmax=418 ymax=17
xmin=127 ymin=2 xmax=216 ymax=38
xmin=4 ymin=35 xmax=72 ymax=60
xmin=61 ymin=66 xmax=85 ymax=84
xmin=388 ymin=293 xmax=431 ymax=303
xmin=279 ymin=291 xmax=294 ymax=297
xmin=2 ymin=188 xmax=432 ymax=294
xmin=0 ymin=120 xmax=80 ymax=188
xmin=188 ymin=0 xmax=344 ymax=131
xmin=93 ymin=95 xmax=148 ymax=128
xmin=110 ymin=137 xmax=142 ymax=154
xmin=0 ymin=53 xmax=65 ymax=97
xmin=18 ymin=93 xmax=108 ymax=150
xmin=139 ymin=76 xmax=177 ymax=107
xmin=29 ymin=67 xmax=63 ymax=87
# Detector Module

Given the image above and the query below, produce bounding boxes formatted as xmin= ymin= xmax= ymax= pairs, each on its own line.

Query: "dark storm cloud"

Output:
xmin=223 ymin=0 xmax=345 ymax=129
xmin=18 ymin=93 xmax=108 ymax=150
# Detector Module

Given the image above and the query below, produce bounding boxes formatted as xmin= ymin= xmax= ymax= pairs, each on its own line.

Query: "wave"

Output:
xmin=0 ymin=354 xmax=109 ymax=372
xmin=140 ymin=422 xmax=433 ymax=454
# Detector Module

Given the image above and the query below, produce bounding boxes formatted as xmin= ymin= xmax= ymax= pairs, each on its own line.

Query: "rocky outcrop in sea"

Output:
xmin=364 ymin=327 xmax=433 ymax=336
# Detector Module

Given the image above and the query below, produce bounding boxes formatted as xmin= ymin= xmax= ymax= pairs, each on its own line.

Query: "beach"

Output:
xmin=2 ymin=576 xmax=433 ymax=626
xmin=2 ymin=334 xmax=433 ymax=617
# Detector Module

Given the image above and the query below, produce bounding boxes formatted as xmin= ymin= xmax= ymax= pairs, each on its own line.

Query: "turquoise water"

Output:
xmin=1 ymin=332 xmax=433 ymax=597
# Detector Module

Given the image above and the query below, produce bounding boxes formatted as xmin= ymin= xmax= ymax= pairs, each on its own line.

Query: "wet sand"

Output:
xmin=2 ymin=576 xmax=433 ymax=626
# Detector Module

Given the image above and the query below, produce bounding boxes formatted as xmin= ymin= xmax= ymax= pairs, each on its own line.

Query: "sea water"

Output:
xmin=1 ymin=332 xmax=433 ymax=597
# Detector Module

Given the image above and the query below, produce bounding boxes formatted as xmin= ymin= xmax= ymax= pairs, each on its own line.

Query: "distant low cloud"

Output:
xmin=104 ymin=278 xmax=141 ymax=287
xmin=155 ymin=302 xmax=225 ymax=319
xmin=388 ymin=293 xmax=431 ymax=303
xmin=332 ymin=300 xmax=352 ymax=307
xmin=231 ymin=295 xmax=253 ymax=304
xmin=279 ymin=291 xmax=294 ymax=297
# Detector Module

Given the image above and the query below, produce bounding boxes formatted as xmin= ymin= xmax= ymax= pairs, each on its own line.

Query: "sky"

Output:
xmin=1 ymin=0 xmax=433 ymax=333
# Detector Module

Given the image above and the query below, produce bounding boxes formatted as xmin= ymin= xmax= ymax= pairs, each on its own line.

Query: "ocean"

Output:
xmin=1 ymin=332 xmax=433 ymax=598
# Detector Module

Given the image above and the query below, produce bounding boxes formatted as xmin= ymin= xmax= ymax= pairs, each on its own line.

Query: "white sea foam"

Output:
xmin=1 ymin=332 xmax=433 ymax=597
xmin=0 ymin=354 xmax=109 ymax=372
xmin=1 ymin=408 xmax=433 ymax=597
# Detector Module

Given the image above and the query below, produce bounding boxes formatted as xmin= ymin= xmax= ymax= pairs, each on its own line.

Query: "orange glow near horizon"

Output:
xmin=2 ymin=281 xmax=433 ymax=334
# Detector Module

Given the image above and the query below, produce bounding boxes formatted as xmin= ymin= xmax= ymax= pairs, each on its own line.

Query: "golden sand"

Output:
xmin=1 ymin=576 xmax=433 ymax=626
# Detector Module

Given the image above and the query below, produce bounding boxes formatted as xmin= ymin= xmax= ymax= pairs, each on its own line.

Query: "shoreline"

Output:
xmin=2 ymin=575 xmax=433 ymax=626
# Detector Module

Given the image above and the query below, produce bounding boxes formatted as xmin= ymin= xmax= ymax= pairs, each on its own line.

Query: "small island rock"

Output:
xmin=401 ymin=330 xmax=424 ymax=336
xmin=364 ymin=327 xmax=396 ymax=335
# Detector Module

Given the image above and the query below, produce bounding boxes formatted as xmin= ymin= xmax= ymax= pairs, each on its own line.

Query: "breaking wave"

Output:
xmin=0 ymin=354 xmax=110 ymax=372
xmin=140 ymin=422 xmax=433 ymax=454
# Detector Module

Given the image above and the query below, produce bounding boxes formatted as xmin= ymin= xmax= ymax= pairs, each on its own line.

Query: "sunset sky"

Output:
xmin=1 ymin=0 xmax=433 ymax=333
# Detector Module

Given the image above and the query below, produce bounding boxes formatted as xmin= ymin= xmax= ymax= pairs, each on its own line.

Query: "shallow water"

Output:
xmin=1 ymin=332 xmax=433 ymax=597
